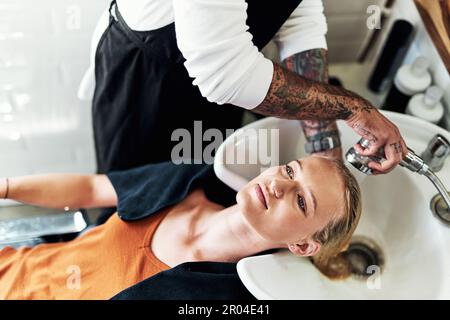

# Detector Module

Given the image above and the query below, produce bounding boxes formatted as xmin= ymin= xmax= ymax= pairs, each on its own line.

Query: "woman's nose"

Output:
xmin=270 ymin=179 xmax=294 ymax=199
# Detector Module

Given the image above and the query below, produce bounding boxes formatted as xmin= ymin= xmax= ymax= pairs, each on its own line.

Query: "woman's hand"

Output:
xmin=346 ymin=108 xmax=408 ymax=174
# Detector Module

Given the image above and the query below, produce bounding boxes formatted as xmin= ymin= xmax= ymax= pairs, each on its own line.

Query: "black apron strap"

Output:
xmin=113 ymin=1 xmax=149 ymax=53
xmin=107 ymin=0 xmax=115 ymax=23
xmin=247 ymin=0 xmax=302 ymax=50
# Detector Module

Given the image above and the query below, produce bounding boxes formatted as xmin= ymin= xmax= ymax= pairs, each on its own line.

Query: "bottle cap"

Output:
xmin=423 ymin=86 xmax=444 ymax=108
xmin=411 ymin=56 xmax=430 ymax=77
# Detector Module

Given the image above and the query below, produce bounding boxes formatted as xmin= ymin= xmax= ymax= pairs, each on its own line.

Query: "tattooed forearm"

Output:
xmin=253 ymin=56 xmax=375 ymax=121
xmin=282 ymin=49 xmax=338 ymax=140
xmin=301 ymin=120 xmax=337 ymax=140
xmin=283 ymin=48 xmax=329 ymax=83
xmin=300 ymin=120 xmax=333 ymax=131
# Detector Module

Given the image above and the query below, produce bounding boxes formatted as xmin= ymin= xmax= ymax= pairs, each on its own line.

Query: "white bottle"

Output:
xmin=394 ymin=56 xmax=432 ymax=95
xmin=406 ymin=86 xmax=444 ymax=124
xmin=384 ymin=56 xmax=432 ymax=112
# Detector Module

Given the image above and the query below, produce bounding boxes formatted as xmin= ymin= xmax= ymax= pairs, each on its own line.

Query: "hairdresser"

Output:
xmin=79 ymin=0 xmax=407 ymax=176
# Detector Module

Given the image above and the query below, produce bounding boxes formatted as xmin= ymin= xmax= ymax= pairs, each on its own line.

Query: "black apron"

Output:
xmin=92 ymin=0 xmax=303 ymax=173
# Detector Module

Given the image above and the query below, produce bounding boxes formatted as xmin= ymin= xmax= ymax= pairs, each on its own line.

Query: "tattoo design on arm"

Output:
xmin=283 ymin=48 xmax=329 ymax=83
xmin=253 ymin=50 xmax=375 ymax=121
xmin=281 ymin=49 xmax=338 ymax=140
xmin=306 ymin=130 xmax=340 ymax=141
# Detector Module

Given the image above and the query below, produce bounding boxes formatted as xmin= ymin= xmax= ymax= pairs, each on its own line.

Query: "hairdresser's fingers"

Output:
xmin=356 ymin=142 xmax=383 ymax=156
xmin=384 ymin=138 xmax=408 ymax=169
xmin=368 ymin=141 xmax=402 ymax=173
xmin=353 ymin=143 xmax=365 ymax=154
xmin=368 ymin=162 xmax=389 ymax=174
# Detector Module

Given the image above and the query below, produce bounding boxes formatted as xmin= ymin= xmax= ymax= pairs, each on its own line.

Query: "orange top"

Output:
xmin=0 ymin=210 xmax=170 ymax=300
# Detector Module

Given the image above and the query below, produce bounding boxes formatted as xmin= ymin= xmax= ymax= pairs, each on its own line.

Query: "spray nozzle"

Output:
xmin=346 ymin=138 xmax=428 ymax=175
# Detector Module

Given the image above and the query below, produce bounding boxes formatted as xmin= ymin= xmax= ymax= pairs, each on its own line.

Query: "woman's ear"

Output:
xmin=288 ymin=240 xmax=321 ymax=257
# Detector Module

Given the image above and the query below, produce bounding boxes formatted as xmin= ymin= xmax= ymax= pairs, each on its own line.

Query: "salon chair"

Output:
xmin=0 ymin=207 xmax=90 ymax=250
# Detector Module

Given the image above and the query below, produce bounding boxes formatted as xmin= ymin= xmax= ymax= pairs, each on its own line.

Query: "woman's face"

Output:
xmin=236 ymin=156 xmax=346 ymax=251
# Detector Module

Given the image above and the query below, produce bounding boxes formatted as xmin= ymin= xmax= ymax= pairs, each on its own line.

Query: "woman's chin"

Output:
xmin=238 ymin=195 xmax=268 ymax=236
xmin=237 ymin=189 xmax=260 ymax=213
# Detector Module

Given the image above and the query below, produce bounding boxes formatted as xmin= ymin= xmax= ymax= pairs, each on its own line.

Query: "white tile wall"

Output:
xmin=0 ymin=0 xmax=109 ymax=178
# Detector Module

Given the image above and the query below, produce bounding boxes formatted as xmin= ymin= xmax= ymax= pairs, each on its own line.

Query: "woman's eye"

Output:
xmin=285 ymin=165 xmax=294 ymax=179
xmin=297 ymin=195 xmax=306 ymax=212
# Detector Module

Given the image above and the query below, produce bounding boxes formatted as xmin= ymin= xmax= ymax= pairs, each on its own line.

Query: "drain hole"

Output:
xmin=430 ymin=192 xmax=450 ymax=225
xmin=344 ymin=236 xmax=384 ymax=280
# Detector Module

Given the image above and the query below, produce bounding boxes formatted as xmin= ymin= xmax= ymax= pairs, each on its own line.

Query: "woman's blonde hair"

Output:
xmin=310 ymin=158 xmax=362 ymax=279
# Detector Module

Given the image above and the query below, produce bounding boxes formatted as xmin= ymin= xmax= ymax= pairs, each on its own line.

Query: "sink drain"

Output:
xmin=344 ymin=236 xmax=385 ymax=280
xmin=430 ymin=192 xmax=450 ymax=225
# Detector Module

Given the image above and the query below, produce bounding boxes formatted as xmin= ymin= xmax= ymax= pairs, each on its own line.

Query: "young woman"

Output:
xmin=0 ymin=155 xmax=361 ymax=299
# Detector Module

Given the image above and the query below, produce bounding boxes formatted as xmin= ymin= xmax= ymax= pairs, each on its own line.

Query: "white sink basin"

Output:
xmin=214 ymin=111 xmax=450 ymax=299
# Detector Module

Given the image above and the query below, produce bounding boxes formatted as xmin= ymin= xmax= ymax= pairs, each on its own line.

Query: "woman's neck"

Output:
xmin=184 ymin=195 xmax=284 ymax=263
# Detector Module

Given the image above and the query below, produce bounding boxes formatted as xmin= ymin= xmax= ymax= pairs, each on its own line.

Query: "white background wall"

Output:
xmin=0 ymin=0 xmax=108 ymax=178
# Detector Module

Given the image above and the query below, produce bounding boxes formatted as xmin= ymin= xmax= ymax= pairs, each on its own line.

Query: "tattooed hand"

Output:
xmin=347 ymin=109 xmax=408 ymax=174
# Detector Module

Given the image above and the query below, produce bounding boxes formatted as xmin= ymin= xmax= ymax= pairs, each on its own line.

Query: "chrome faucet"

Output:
xmin=346 ymin=138 xmax=450 ymax=224
xmin=421 ymin=135 xmax=450 ymax=172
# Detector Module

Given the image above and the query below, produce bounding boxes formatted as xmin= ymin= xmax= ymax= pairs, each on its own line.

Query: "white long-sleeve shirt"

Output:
xmin=78 ymin=0 xmax=327 ymax=109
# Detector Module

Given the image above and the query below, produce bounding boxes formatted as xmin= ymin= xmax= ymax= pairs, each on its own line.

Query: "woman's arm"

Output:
xmin=0 ymin=174 xmax=118 ymax=210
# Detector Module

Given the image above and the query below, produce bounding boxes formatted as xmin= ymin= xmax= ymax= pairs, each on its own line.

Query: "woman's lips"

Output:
xmin=255 ymin=184 xmax=268 ymax=209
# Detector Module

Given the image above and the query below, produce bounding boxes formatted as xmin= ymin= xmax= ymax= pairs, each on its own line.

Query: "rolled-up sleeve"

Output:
xmin=173 ymin=0 xmax=273 ymax=109
xmin=274 ymin=0 xmax=328 ymax=62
